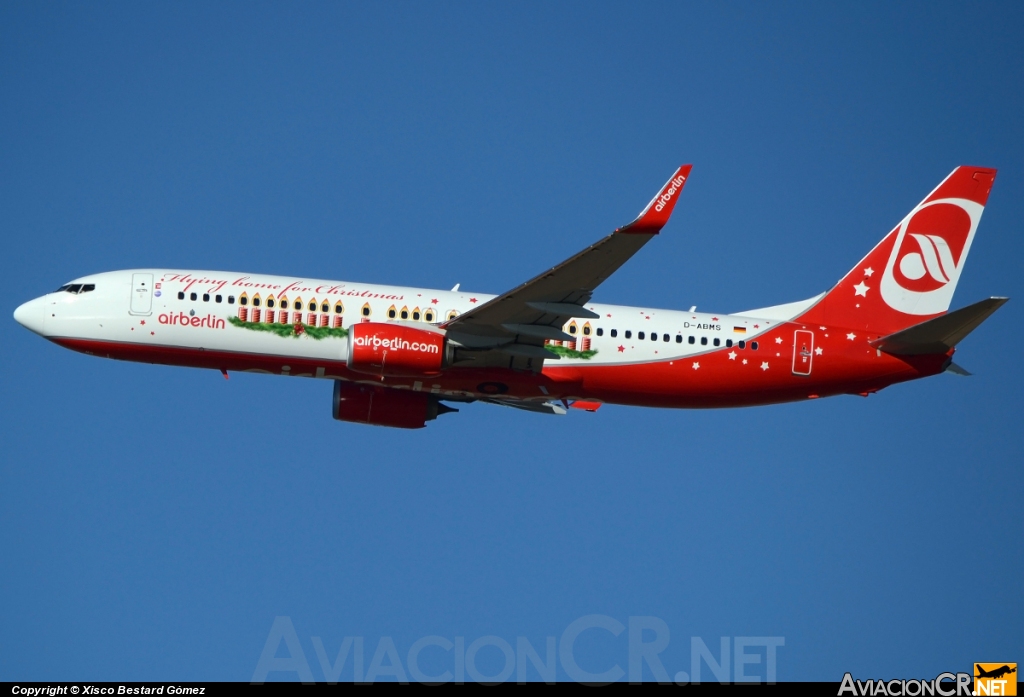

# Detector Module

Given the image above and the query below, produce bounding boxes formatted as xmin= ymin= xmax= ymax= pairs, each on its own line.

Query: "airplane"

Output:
xmin=13 ymin=165 xmax=1007 ymax=429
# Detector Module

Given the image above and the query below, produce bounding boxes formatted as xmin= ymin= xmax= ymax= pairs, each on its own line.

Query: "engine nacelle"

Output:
xmin=347 ymin=322 xmax=449 ymax=377
xmin=332 ymin=380 xmax=456 ymax=429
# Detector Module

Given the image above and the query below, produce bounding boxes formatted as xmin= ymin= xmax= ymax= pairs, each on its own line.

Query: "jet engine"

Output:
xmin=347 ymin=322 xmax=451 ymax=378
xmin=332 ymin=380 xmax=456 ymax=429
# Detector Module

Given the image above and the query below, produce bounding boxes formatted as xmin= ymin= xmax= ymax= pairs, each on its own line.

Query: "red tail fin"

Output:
xmin=798 ymin=166 xmax=997 ymax=335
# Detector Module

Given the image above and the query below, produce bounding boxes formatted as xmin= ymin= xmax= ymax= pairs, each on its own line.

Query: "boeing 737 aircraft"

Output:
xmin=14 ymin=165 xmax=1006 ymax=428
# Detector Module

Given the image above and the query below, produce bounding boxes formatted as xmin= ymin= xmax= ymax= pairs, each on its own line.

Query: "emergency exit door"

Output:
xmin=792 ymin=330 xmax=814 ymax=376
xmin=130 ymin=273 xmax=153 ymax=315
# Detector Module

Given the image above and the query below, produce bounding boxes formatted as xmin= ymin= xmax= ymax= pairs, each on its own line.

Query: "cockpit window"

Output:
xmin=58 ymin=284 xmax=95 ymax=294
xmin=67 ymin=284 xmax=83 ymax=294
xmin=81 ymin=284 xmax=95 ymax=293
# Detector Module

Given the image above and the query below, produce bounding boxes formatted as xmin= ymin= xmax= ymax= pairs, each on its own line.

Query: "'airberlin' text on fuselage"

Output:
xmin=159 ymin=312 xmax=226 ymax=329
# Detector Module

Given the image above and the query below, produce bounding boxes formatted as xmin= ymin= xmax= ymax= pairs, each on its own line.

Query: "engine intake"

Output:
xmin=332 ymin=380 xmax=457 ymax=429
xmin=347 ymin=322 xmax=450 ymax=377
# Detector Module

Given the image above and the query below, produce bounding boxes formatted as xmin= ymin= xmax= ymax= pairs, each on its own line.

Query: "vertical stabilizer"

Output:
xmin=798 ymin=166 xmax=997 ymax=335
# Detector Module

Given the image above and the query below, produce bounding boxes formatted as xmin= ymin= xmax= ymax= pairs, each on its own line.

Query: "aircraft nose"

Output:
xmin=13 ymin=298 xmax=45 ymax=336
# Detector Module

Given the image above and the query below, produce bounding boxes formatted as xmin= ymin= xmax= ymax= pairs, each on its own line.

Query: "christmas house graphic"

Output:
xmin=229 ymin=293 xmax=348 ymax=340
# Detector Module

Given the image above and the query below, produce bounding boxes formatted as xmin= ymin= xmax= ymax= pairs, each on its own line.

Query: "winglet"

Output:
xmin=616 ymin=165 xmax=692 ymax=234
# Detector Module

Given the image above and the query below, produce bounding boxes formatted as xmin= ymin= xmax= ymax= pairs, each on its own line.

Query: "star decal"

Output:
xmin=742 ymin=359 xmax=748 ymax=365
xmin=617 ymin=345 xmax=625 ymax=352
xmin=864 ymin=267 xmax=874 ymax=277
xmin=815 ymin=346 xmax=823 ymax=355
xmin=853 ymin=282 xmax=870 ymax=297
xmin=606 ymin=313 xmax=612 ymax=318
xmin=760 ymin=361 xmax=769 ymax=371
xmin=430 ymin=298 xmax=438 ymax=304
xmin=847 ymin=332 xmax=856 ymax=341
xmin=775 ymin=336 xmax=783 ymax=344
xmin=712 ymin=317 xmax=719 ymax=321
xmin=469 ymin=298 xmax=478 ymax=303
xmin=692 ymin=361 xmax=700 ymax=370
xmin=728 ymin=351 xmax=737 ymax=360
xmin=753 ymin=324 xmax=760 ymax=329
xmin=140 ymin=320 xmax=146 ymax=325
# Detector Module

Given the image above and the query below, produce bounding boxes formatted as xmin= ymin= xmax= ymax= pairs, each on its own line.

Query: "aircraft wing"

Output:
xmin=443 ymin=165 xmax=691 ymax=369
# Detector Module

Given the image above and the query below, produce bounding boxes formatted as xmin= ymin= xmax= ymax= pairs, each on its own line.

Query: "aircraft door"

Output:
xmin=792 ymin=330 xmax=814 ymax=376
xmin=130 ymin=273 xmax=154 ymax=315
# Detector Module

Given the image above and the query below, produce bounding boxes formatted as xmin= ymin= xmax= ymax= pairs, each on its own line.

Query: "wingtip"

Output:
xmin=616 ymin=164 xmax=692 ymax=234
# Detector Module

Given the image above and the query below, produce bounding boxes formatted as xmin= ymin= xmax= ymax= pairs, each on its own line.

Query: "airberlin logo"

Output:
xmin=654 ymin=174 xmax=687 ymax=212
xmin=898 ymin=233 xmax=958 ymax=288
xmin=159 ymin=312 xmax=226 ymax=329
xmin=880 ymin=197 xmax=984 ymax=316
xmin=353 ymin=335 xmax=439 ymax=353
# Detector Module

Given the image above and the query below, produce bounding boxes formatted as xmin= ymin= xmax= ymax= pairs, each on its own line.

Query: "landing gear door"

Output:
xmin=130 ymin=273 xmax=154 ymax=315
xmin=792 ymin=330 xmax=814 ymax=376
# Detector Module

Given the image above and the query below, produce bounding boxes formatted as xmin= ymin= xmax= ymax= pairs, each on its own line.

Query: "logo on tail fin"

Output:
xmin=880 ymin=198 xmax=984 ymax=315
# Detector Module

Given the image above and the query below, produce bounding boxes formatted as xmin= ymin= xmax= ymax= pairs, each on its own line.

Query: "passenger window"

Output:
xmin=240 ymin=296 xmax=248 ymax=306
xmin=713 ymin=338 xmax=720 ymax=346
xmin=424 ymin=309 xmax=434 ymax=322
xmin=663 ymin=334 xmax=669 ymax=342
xmin=610 ymin=329 xmax=617 ymax=338
xmin=228 ymin=296 xmax=235 ymax=304
xmin=388 ymin=308 xmax=397 ymax=319
xmin=400 ymin=309 xmax=409 ymax=320
xmin=651 ymin=333 xmax=657 ymax=342
xmin=294 ymin=301 xmax=302 ymax=310
xmin=751 ymin=341 xmax=759 ymax=350
xmin=412 ymin=310 xmax=421 ymax=321
xmin=190 ymin=292 xmax=197 ymax=301
xmin=700 ymin=337 xmax=708 ymax=345
xmin=322 ymin=302 xmax=330 ymax=313
xmin=726 ymin=339 xmax=733 ymax=347
xmin=177 ymin=292 xmax=185 ymax=300
xmin=688 ymin=336 xmax=695 ymax=344
xmin=215 ymin=295 xmax=222 ymax=303
xmin=203 ymin=293 xmax=210 ymax=302
xmin=309 ymin=301 xmax=316 ymax=312
xmin=596 ymin=328 xmax=603 ymax=336
xmin=625 ymin=330 xmax=632 ymax=339
xmin=253 ymin=297 xmax=261 ymax=307
xmin=362 ymin=305 xmax=371 ymax=317
xmin=335 ymin=303 xmax=344 ymax=314
xmin=675 ymin=335 xmax=682 ymax=343
xmin=638 ymin=331 xmax=645 ymax=340
xmin=738 ymin=340 xmax=746 ymax=349
xmin=267 ymin=298 xmax=275 ymax=308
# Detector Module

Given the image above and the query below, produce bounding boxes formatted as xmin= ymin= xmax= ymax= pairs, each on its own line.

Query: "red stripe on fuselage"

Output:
xmin=49 ymin=327 xmax=948 ymax=409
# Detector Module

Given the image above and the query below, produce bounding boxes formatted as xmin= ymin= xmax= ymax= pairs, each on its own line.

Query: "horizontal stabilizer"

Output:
xmin=945 ymin=361 xmax=972 ymax=376
xmin=870 ymin=297 xmax=1008 ymax=355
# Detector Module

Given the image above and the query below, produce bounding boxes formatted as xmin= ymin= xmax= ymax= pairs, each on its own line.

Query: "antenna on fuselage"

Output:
xmin=451 ymin=283 xmax=460 ymax=291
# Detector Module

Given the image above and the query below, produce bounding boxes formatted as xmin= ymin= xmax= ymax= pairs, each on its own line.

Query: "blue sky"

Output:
xmin=2 ymin=2 xmax=1021 ymax=682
